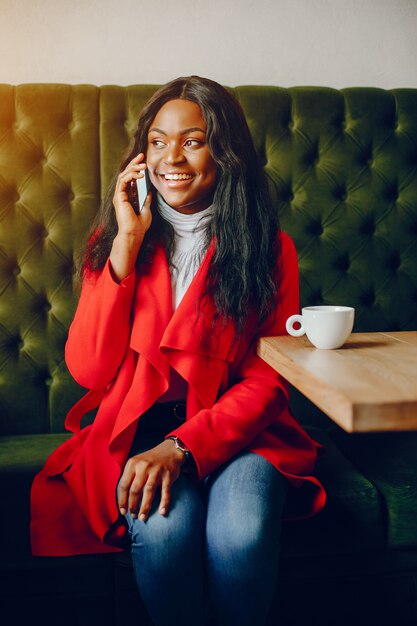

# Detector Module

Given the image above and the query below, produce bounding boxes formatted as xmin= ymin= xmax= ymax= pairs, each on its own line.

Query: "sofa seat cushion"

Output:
xmin=0 ymin=433 xmax=71 ymax=562
xmin=330 ymin=429 xmax=417 ymax=550
xmin=0 ymin=434 xmax=127 ymax=617
xmin=281 ymin=427 xmax=386 ymax=559
xmin=1 ymin=428 xmax=389 ymax=560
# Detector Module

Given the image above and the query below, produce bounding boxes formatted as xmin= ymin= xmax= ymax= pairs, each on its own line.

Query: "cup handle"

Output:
xmin=286 ymin=314 xmax=305 ymax=337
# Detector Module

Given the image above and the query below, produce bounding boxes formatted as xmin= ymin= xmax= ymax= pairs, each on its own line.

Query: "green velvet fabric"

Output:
xmin=1 ymin=84 xmax=417 ymax=625
xmin=1 ymin=84 xmax=416 ymax=436
xmin=331 ymin=429 xmax=417 ymax=550
xmin=0 ymin=84 xmax=100 ymax=435
xmin=0 ymin=434 xmax=70 ymax=562
xmin=280 ymin=428 xmax=385 ymax=558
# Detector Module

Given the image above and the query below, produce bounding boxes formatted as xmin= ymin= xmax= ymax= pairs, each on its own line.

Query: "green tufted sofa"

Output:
xmin=1 ymin=84 xmax=417 ymax=626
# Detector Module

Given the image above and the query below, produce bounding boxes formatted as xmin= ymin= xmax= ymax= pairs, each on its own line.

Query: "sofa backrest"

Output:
xmin=1 ymin=84 xmax=416 ymax=436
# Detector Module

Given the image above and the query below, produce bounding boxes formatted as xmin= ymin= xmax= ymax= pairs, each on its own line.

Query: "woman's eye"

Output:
xmin=151 ymin=140 xmax=165 ymax=148
xmin=184 ymin=139 xmax=202 ymax=148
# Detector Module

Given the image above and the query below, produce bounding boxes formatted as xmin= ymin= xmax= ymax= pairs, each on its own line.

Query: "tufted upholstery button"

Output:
xmin=335 ymin=188 xmax=347 ymax=202
xmin=32 ymin=293 xmax=52 ymax=314
xmin=334 ymin=254 xmax=350 ymax=272
xmin=306 ymin=149 xmax=319 ymax=167
xmin=282 ymin=187 xmax=294 ymax=203
xmin=359 ymin=217 xmax=376 ymax=236
xmin=9 ymin=334 xmax=24 ymax=351
xmin=63 ymin=259 xmax=74 ymax=275
xmin=259 ymin=155 xmax=268 ymax=168
xmin=307 ymin=220 xmax=324 ymax=236
xmin=360 ymin=150 xmax=373 ymax=167
xmin=37 ymin=370 xmax=52 ymax=386
xmin=12 ymin=265 xmax=21 ymax=276
xmin=34 ymin=223 xmax=48 ymax=239
xmin=9 ymin=188 xmax=20 ymax=203
xmin=385 ymin=186 xmax=399 ymax=202
xmin=387 ymin=251 xmax=401 ymax=272
xmin=338 ymin=118 xmax=346 ymax=131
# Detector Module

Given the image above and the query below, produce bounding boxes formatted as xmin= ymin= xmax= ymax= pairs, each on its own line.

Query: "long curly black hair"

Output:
xmin=80 ymin=76 xmax=281 ymax=334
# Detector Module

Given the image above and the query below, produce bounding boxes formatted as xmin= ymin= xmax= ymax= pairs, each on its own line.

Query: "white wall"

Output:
xmin=1 ymin=0 xmax=416 ymax=87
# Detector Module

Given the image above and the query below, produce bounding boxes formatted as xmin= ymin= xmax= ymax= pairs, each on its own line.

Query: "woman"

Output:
xmin=31 ymin=76 xmax=325 ymax=626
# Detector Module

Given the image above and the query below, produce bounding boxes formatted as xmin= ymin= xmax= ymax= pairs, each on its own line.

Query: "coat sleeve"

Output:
xmin=167 ymin=232 xmax=300 ymax=478
xmin=65 ymin=260 xmax=136 ymax=390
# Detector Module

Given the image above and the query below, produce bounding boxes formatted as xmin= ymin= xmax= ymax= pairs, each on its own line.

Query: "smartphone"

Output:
xmin=128 ymin=169 xmax=151 ymax=214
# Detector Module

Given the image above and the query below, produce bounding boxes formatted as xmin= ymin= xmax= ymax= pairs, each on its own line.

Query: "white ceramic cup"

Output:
xmin=286 ymin=305 xmax=355 ymax=349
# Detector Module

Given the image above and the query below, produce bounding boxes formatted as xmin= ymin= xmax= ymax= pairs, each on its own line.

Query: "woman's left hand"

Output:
xmin=117 ymin=440 xmax=186 ymax=521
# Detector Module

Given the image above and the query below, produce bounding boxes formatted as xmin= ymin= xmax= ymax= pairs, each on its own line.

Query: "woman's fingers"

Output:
xmin=114 ymin=153 xmax=146 ymax=196
xmin=112 ymin=154 xmax=152 ymax=238
xmin=118 ymin=441 xmax=183 ymax=521
xmin=116 ymin=166 xmax=147 ymax=197
xmin=126 ymin=151 xmax=146 ymax=171
xmin=129 ymin=472 xmax=153 ymax=519
xmin=117 ymin=476 xmax=131 ymax=516
xmin=117 ymin=458 xmax=138 ymax=515
xmin=158 ymin=473 xmax=172 ymax=517
xmin=137 ymin=473 xmax=159 ymax=521
xmin=137 ymin=470 xmax=172 ymax=521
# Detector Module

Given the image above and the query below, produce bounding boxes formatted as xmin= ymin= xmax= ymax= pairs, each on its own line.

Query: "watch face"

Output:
xmin=176 ymin=438 xmax=190 ymax=463
xmin=176 ymin=440 xmax=187 ymax=453
xmin=167 ymin=436 xmax=190 ymax=468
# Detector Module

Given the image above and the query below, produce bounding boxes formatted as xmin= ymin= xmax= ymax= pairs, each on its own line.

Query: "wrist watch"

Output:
xmin=166 ymin=436 xmax=190 ymax=465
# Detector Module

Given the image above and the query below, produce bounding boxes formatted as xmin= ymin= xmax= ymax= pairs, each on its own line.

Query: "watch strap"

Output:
xmin=166 ymin=436 xmax=190 ymax=465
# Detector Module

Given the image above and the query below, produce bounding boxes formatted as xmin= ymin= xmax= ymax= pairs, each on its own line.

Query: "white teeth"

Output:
xmin=164 ymin=173 xmax=193 ymax=180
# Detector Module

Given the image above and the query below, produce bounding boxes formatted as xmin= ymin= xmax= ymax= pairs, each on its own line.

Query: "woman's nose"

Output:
xmin=164 ymin=143 xmax=186 ymax=164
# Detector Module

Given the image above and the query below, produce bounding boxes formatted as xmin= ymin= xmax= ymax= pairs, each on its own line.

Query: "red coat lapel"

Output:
xmin=130 ymin=241 xmax=238 ymax=409
xmin=129 ymin=244 xmax=173 ymax=374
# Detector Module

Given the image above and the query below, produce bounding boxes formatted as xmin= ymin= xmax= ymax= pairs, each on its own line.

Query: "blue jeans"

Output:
xmin=123 ymin=448 xmax=288 ymax=626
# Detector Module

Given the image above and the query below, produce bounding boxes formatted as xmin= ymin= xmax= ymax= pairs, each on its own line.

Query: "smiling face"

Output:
xmin=146 ymin=99 xmax=218 ymax=214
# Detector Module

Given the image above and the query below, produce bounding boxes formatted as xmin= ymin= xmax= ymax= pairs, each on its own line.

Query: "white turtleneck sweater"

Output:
xmin=156 ymin=193 xmax=212 ymax=310
xmin=156 ymin=193 xmax=212 ymax=402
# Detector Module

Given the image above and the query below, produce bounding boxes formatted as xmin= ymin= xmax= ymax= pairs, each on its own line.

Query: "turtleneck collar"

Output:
xmin=155 ymin=193 xmax=213 ymax=309
xmin=156 ymin=193 xmax=213 ymax=241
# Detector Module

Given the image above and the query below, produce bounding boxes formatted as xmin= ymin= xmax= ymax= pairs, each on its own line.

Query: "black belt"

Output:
xmin=144 ymin=401 xmax=186 ymax=423
xmin=131 ymin=401 xmax=187 ymax=451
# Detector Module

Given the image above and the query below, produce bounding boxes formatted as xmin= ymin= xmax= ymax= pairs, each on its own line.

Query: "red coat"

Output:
xmin=30 ymin=232 xmax=326 ymax=556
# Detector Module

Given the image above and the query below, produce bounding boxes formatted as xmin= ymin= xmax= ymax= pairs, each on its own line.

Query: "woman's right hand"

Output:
xmin=118 ymin=440 xmax=186 ymax=522
xmin=110 ymin=153 xmax=152 ymax=281
xmin=113 ymin=152 xmax=152 ymax=238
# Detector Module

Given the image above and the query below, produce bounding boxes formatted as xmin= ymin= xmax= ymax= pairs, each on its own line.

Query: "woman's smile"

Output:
xmin=146 ymin=99 xmax=218 ymax=214
xmin=158 ymin=171 xmax=195 ymax=187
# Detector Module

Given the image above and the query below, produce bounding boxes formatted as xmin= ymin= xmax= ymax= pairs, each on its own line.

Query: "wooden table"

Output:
xmin=257 ymin=331 xmax=417 ymax=433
